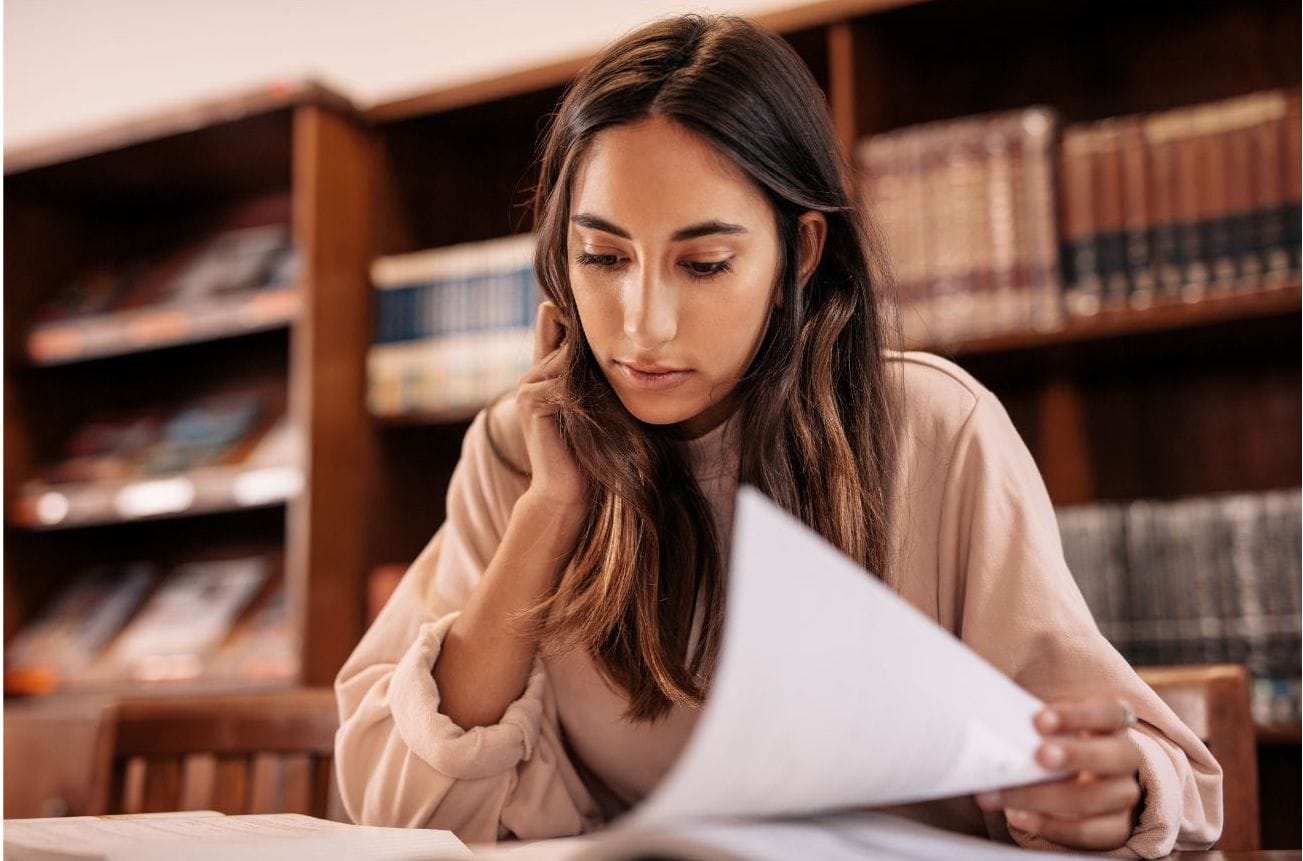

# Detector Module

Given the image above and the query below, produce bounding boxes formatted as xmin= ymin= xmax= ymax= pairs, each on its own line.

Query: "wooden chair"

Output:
xmin=1136 ymin=664 xmax=1259 ymax=851
xmin=89 ymin=688 xmax=343 ymax=820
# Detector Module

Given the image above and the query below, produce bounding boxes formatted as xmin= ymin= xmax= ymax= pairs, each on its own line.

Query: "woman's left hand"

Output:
xmin=975 ymin=697 xmax=1144 ymax=851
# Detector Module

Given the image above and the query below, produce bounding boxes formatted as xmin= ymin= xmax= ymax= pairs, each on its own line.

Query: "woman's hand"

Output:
xmin=976 ymin=697 xmax=1144 ymax=852
xmin=516 ymin=301 xmax=587 ymax=509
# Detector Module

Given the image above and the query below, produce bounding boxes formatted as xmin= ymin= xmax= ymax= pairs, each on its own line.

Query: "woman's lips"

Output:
xmin=616 ymin=361 xmax=693 ymax=391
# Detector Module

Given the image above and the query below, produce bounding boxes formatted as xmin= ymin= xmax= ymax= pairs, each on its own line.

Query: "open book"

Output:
xmin=2 ymin=811 xmax=470 ymax=860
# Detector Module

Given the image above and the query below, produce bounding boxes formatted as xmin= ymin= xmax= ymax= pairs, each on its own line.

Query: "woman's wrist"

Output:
xmin=514 ymin=488 xmax=588 ymax=536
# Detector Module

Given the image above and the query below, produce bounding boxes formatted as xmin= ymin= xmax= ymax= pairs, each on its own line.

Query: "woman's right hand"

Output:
xmin=515 ymin=301 xmax=587 ymax=509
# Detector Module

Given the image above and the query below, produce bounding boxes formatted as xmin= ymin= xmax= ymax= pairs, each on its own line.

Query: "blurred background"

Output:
xmin=3 ymin=0 xmax=1300 ymax=852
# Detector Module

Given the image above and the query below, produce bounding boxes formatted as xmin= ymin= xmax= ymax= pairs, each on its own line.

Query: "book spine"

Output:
xmin=1094 ymin=120 xmax=1131 ymax=311
xmin=1116 ymin=116 xmax=1157 ymax=308
xmin=1171 ymin=110 xmax=1210 ymax=300
xmin=1282 ymin=90 xmax=1302 ymax=277
xmin=1020 ymin=109 xmax=1062 ymax=331
xmin=1193 ymin=106 xmax=1239 ymax=294
xmin=1143 ymin=114 xmax=1186 ymax=300
xmin=984 ymin=118 xmax=1019 ymax=335
xmin=1059 ymin=127 xmax=1103 ymax=316
xmin=1223 ymin=110 xmax=1262 ymax=292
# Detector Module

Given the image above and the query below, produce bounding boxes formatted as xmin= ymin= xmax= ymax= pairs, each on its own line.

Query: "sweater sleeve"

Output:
xmin=937 ymin=391 xmax=1223 ymax=858
xmin=333 ymin=406 xmax=604 ymax=844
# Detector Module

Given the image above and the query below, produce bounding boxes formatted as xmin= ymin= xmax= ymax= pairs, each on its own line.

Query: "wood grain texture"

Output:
xmin=1139 ymin=664 xmax=1261 ymax=851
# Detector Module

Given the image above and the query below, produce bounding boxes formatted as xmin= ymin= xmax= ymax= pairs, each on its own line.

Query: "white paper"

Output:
xmin=469 ymin=812 xmax=1097 ymax=861
xmin=3 ymin=812 xmax=471 ymax=861
xmin=626 ymin=485 xmax=1067 ymax=827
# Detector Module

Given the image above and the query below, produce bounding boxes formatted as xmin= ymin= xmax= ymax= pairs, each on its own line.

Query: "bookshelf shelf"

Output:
xmin=9 ymin=461 xmax=303 ymax=531
xmin=914 ymin=283 xmax=1301 ymax=358
xmin=1257 ymin=723 xmax=1303 ymax=746
xmin=26 ymin=286 xmax=300 ymax=366
xmin=373 ymin=403 xmax=485 ymax=428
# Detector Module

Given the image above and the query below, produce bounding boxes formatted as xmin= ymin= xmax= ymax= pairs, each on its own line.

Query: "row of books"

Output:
xmin=1056 ymin=487 xmax=1301 ymax=727
xmin=858 ymin=106 xmax=1062 ymax=345
xmin=856 ymin=88 xmax=1302 ymax=345
xmin=29 ymin=221 xmax=298 ymax=364
xmin=369 ymin=234 xmax=540 ymax=417
xmin=10 ymin=384 xmax=300 ymax=528
xmin=1059 ymin=90 xmax=1301 ymax=315
xmin=3 ymin=554 xmax=296 ymax=695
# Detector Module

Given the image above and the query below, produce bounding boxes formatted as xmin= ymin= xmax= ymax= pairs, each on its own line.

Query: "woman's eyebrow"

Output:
xmin=570 ymin=212 xmax=748 ymax=241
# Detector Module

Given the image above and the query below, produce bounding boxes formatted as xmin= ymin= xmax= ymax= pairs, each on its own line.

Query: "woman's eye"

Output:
xmin=576 ymin=252 xmax=622 ymax=269
xmin=684 ymin=259 xmax=732 ymax=279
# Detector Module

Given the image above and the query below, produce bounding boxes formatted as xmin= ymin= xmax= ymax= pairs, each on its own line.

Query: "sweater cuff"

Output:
xmin=1004 ymin=726 xmax=1177 ymax=859
xmin=389 ymin=610 xmax=548 ymax=781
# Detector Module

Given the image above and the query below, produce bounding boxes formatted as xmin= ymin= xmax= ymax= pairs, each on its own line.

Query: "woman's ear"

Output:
xmin=796 ymin=211 xmax=828 ymax=290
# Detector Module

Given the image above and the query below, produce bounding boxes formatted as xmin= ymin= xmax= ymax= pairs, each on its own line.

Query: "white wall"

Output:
xmin=4 ymin=0 xmax=810 ymax=152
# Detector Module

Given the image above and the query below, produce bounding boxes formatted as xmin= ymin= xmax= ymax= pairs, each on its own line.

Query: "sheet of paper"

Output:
xmin=626 ymin=486 xmax=1068 ymax=827
xmin=3 ymin=812 xmax=471 ymax=861
xmin=469 ymin=812 xmax=1097 ymax=861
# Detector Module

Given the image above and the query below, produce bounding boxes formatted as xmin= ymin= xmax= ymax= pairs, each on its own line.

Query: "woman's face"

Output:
xmin=566 ymin=115 xmax=787 ymax=437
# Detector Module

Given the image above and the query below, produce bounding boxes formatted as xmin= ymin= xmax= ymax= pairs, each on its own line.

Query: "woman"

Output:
xmin=335 ymin=14 xmax=1221 ymax=856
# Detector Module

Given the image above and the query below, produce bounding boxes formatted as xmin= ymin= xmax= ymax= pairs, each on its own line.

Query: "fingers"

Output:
xmin=1036 ymin=698 xmax=1135 ymax=735
xmin=978 ymin=775 xmax=1141 ymax=819
xmin=1003 ymin=805 xmax=1135 ymax=852
xmin=533 ymin=301 xmax=566 ymax=364
xmin=1032 ymin=732 xmax=1140 ymax=777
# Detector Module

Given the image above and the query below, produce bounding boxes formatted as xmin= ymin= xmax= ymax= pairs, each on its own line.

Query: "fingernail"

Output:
xmin=1041 ymin=743 xmax=1066 ymax=767
xmin=1007 ymin=808 xmax=1036 ymax=829
xmin=1038 ymin=710 xmax=1060 ymax=732
xmin=977 ymin=791 xmax=1001 ymax=808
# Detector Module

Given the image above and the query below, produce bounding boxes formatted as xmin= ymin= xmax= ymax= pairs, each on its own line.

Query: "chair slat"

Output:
xmin=211 ymin=754 xmax=251 ymax=814
xmin=141 ymin=756 xmax=182 ymax=813
xmin=181 ymin=753 xmax=218 ymax=811
xmin=280 ymin=753 xmax=312 ymax=815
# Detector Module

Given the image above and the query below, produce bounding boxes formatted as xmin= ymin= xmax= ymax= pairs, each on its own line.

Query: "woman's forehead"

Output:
xmin=570 ymin=116 xmax=767 ymax=234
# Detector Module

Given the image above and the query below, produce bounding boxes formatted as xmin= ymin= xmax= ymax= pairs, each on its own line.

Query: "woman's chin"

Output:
xmin=615 ymin=391 xmax=698 ymax=427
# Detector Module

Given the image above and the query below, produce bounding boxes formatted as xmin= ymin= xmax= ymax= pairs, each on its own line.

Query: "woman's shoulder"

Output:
xmin=882 ymin=349 xmax=993 ymax=433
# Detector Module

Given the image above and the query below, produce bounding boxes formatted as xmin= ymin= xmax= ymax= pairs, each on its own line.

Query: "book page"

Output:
xmin=3 ymin=812 xmax=470 ymax=861
xmin=626 ymin=486 xmax=1069 ymax=827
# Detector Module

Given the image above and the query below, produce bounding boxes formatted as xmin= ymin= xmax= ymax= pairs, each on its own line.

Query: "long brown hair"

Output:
xmin=515 ymin=14 xmax=899 ymax=721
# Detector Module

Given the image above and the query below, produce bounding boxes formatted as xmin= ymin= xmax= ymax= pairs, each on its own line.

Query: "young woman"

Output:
xmin=335 ymin=14 xmax=1221 ymax=855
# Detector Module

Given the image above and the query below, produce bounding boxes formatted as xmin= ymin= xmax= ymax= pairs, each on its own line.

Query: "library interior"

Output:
xmin=3 ymin=1 xmax=1300 ymax=858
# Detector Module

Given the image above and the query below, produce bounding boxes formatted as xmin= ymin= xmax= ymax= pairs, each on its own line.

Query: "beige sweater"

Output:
xmin=334 ymin=351 xmax=1222 ymax=857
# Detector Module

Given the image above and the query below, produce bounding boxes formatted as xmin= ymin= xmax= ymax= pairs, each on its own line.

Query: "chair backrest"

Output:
xmin=1136 ymin=664 xmax=1259 ymax=851
xmin=89 ymin=688 xmax=341 ymax=819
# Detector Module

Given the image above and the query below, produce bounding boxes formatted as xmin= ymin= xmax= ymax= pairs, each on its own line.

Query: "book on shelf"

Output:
xmin=206 ymin=581 xmax=299 ymax=684
xmin=856 ymin=106 xmax=1064 ymax=345
xmin=27 ymin=223 xmax=298 ymax=363
xmin=1061 ymin=89 xmax=1302 ymax=316
xmin=1056 ymin=487 xmax=1302 ymax=727
xmin=855 ymin=88 xmax=1302 ymax=348
xmin=93 ymin=555 xmax=273 ymax=686
xmin=368 ymin=232 xmax=541 ymax=418
xmin=3 ymin=563 xmax=159 ymax=696
xmin=11 ymin=385 xmax=297 ymax=528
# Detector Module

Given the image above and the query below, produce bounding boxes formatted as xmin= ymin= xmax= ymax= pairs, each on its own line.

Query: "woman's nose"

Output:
xmin=623 ymin=267 xmax=678 ymax=349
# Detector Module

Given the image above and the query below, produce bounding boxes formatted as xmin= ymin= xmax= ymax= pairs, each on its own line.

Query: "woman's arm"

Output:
xmin=434 ymin=491 xmax=584 ymax=729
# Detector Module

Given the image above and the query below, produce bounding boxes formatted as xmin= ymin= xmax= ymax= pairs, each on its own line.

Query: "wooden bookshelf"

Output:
xmin=9 ymin=461 xmax=303 ymax=530
xmin=26 ymin=286 xmax=300 ymax=366
xmin=4 ymin=80 xmax=376 ymax=708
xmin=916 ymin=283 xmax=1301 ymax=358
